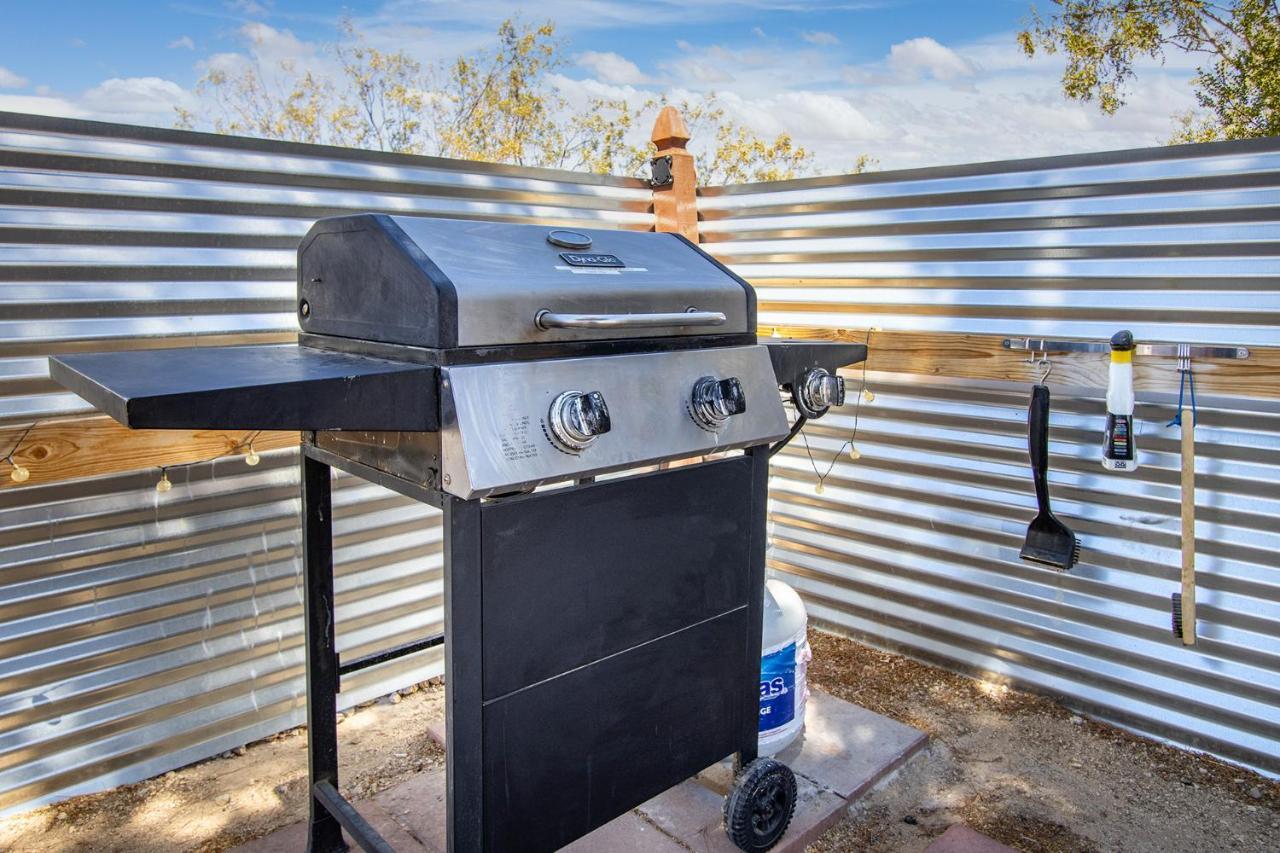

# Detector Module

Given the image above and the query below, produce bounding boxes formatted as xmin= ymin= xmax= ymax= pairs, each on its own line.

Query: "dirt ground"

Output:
xmin=806 ymin=630 xmax=1280 ymax=852
xmin=0 ymin=682 xmax=446 ymax=853
xmin=1 ymin=630 xmax=1277 ymax=852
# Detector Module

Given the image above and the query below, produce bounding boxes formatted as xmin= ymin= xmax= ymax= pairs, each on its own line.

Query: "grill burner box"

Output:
xmin=50 ymin=215 xmax=865 ymax=852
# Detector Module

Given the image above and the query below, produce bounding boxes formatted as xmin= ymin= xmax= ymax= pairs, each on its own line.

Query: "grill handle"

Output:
xmin=534 ymin=309 xmax=726 ymax=331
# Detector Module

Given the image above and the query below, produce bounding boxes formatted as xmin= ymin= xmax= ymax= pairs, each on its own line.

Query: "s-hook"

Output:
xmin=1026 ymin=350 xmax=1053 ymax=384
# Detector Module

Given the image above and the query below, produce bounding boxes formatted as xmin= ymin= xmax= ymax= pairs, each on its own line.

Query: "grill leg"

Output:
xmin=444 ymin=495 xmax=484 ymax=853
xmin=737 ymin=446 xmax=770 ymax=772
xmin=303 ymin=452 xmax=346 ymax=853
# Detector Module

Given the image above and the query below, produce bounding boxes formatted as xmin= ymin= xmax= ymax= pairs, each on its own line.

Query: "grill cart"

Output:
xmin=50 ymin=215 xmax=865 ymax=852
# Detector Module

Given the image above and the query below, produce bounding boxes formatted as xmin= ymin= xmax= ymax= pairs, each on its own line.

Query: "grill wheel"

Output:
xmin=724 ymin=758 xmax=798 ymax=851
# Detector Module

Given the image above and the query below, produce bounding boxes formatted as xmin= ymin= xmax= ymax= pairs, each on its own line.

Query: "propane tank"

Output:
xmin=759 ymin=579 xmax=810 ymax=755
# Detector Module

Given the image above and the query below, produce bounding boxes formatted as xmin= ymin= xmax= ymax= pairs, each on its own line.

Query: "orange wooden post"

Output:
xmin=650 ymin=106 xmax=699 ymax=241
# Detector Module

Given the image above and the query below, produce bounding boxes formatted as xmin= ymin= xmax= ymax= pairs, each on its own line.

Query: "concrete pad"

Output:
xmin=677 ymin=773 xmax=845 ymax=853
xmin=777 ymin=689 xmax=928 ymax=800
xmin=236 ymin=797 xmax=426 ymax=852
xmin=372 ymin=767 xmax=446 ymax=852
xmin=234 ymin=689 xmax=925 ymax=852
xmin=562 ymin=811 xmax=687 ymax=852
xmin=926 ymin=824 xmax=1017 ymax=853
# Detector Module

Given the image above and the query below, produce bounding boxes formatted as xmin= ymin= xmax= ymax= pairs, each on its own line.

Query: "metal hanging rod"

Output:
xmin=1003 ymin=338 xmax=1250 ymax=360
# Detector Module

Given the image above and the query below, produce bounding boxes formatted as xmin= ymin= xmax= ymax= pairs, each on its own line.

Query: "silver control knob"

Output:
xmin=691 ymin=376 xmax=747 ymax=431
xmin=798 ymin=368 xmax=844 ymax=416
xmin=548 ymin=390 xmax=611 ymax=453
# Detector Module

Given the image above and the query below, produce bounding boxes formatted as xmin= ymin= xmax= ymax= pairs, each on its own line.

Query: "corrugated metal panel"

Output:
xmin=702 ymin=138 xmax=1280 ymax=774
xmin=0 ymin=111 xmax=651 ymax=813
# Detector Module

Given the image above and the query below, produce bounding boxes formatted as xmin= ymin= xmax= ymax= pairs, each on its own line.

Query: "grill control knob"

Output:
xmin=798 ymin=368 xmax=844 ymax=417
xmin=548 ymin=390 xmax=611 ymax=453
xmin=691 ymin=376 xmax=747 ymax=431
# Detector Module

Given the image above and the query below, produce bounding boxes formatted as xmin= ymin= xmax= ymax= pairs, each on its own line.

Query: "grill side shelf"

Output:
xmin=49 ymin=345 xmax=437 ymax=431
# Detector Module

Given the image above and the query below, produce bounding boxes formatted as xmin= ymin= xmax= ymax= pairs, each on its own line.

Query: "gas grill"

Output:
xmin=50 ymin=214 xmax=865 ymax=853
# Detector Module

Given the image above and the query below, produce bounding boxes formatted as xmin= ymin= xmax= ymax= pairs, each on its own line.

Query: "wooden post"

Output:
xmin=650 ymin=106 xmax=699 ymax=242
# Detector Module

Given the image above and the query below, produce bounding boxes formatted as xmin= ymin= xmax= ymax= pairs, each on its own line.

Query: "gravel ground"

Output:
xmin=806 ymin=629 xmax=1280 ymax=852
xmin=0 ymin=680 xmax=445 ymax=853
xmin=1 ymin=632 xmax=1277 ymax=852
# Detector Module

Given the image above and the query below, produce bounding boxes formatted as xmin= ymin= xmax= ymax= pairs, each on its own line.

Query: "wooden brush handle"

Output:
xmin=1180 ymin=403 xmax=1197 ymax=645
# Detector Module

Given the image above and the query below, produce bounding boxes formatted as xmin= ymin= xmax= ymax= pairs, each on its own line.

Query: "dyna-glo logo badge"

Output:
xmin=559 ymin=251 xmax=625 ymax=268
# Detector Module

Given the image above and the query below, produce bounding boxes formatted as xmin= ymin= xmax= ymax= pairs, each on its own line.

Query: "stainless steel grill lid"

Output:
xmin=297 ymin=215 xmax=755 ymax=348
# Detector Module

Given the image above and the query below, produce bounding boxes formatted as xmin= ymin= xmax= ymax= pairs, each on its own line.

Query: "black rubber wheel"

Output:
xmin=724 ymin=758 xmax=797 ymax=852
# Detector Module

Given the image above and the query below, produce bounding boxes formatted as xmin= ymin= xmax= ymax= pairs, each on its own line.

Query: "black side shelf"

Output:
xmin=50 ymin=344 xmax=437 ymax=431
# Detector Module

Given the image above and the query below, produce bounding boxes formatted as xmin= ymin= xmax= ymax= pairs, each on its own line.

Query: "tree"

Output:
xmin=177 ymin=19 xmax=834 ymax=182
xmin=1018 ymin=0 xmax=1280 ymax=142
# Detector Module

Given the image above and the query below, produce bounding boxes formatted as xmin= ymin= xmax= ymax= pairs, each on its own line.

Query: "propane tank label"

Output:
xmin=759 ymin=641 xmax=797 ymax=733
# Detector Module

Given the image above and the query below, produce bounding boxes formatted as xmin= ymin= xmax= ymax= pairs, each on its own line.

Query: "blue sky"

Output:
xmin=0 ymin=1 xmax=1201 ymax=171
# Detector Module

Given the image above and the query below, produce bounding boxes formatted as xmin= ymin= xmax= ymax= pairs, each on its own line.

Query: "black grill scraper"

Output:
xmin=1020 ymin=384 xmax=1080 ymax=570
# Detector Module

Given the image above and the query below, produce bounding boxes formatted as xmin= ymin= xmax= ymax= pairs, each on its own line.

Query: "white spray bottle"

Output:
xmin=1102 ymin=330 xmax=1138 ymax=472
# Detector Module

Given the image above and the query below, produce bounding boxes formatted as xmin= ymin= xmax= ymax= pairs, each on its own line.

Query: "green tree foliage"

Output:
xmin=1018 ymin=0 xmax=1280 ymax=142
xmin=176 ymin=19 xmax=840 ymax=182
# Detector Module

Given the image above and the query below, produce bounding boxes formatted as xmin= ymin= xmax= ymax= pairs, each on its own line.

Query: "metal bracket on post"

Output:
xmin=649 ymin=155 xmax=674 ymax=189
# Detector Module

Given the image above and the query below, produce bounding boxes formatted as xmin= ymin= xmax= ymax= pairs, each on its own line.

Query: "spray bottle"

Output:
xmin=1102 ymin=330 xmax=1138 ymax=472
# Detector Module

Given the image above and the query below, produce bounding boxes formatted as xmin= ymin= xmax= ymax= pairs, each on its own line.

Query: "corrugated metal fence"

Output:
xmin=2 ymin=111 xmax=1279 ymax=815
xmin=0 ymin=111 xmax=652 ymax=813
xmin=699 ymin=139 xmax=1280 ymax=774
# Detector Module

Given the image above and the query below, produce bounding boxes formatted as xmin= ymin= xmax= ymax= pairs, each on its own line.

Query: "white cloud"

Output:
xmin=239 ymin=22 xmax=315 ymax=63
xmin=168 ymin=35 xmax=195 ymax=51
xmin=801 ymin=31 xmax=839 ymax=46
xmin=752 ymin=27 xmax=766 ymax=39
xmin=0 ymin=93 xmax=85 ymax=118
xmin=228 ymin=0 xmax=270 ymax=15
xmin=80 ymin=77 xmax=195 ymax=121
xmin=577 ymin=51 xmax=649 ymax=85
xmin=0 ymin=66 xmax=28 ymax=89
xmin=888 ymin=37 xmax=974 ymax=81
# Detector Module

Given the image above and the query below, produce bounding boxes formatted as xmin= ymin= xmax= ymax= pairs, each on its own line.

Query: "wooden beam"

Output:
xmin=0 ymin=415 xmax=297 ymax=491
xmin=760 ymin=325 xmax=1280 ymax=399
xmin=650 ymin=106 xmax=699 ymax=242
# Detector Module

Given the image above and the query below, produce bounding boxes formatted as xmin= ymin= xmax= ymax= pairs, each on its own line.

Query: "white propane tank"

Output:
xmin=758 ymin=579 xmax=810 ymax=755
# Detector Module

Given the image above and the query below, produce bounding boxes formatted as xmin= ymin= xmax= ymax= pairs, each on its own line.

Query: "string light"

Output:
xmin=791 ymin=327 xmax=875 ymax=495
xmin=3 ymin=421 xmax=38 ymax=485
xmin=155 ymin=430 xmax=264 ymax=494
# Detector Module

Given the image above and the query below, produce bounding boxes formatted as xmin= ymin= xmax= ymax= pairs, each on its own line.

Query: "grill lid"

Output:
xmin=298 ymin=215 xmax=755 ymax=349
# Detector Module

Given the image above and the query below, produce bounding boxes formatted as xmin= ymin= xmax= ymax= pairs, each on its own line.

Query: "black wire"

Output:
xmin=769 ymin=414 xmax=807 ymax=458
xmin=157 ymin=430 xmax=267 ymax=482
xmin=2 ymin=421 xmax=38 ymax=465
xmin=798 ymin=327 xmax=874 ymax=491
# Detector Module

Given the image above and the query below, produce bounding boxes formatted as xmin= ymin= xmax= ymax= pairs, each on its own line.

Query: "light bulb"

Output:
xmin=245 ymin=445 xmax=260 ymax=466
xmin=862 ymin=388 xmax=876 ymax=404
xmin=156 ymin=472 xmax=172 ymax=493
xmin=771 ymin=327 xmax=782 ymax=338
xmin=848 ymin=445 xmax=861 ymax=460
xmin=10 ymin=464 xmax=29 ymax=483
xmin=814 ymin=482 xmax=825 ymax=495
